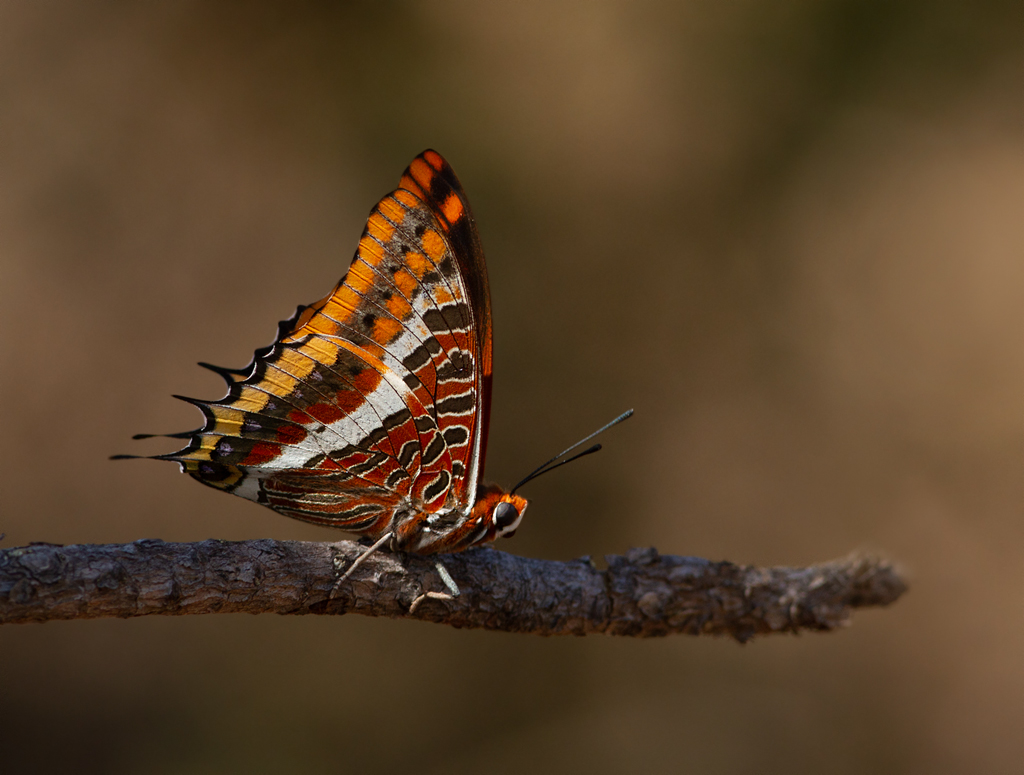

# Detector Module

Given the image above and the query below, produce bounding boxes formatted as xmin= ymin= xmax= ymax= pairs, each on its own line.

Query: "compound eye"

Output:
xmin=493 ymin=500 xmax=519 ymax=530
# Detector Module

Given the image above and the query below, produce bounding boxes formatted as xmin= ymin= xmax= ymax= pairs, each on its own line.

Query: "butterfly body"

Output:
xmin=124 ymin=151 xmax=527 ymax=554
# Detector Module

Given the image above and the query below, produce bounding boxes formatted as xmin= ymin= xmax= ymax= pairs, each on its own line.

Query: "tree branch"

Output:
xmin=0 ymin=539 xmax=906 ymax=640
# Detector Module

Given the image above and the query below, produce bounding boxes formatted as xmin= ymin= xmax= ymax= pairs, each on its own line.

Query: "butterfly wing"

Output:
xmin=398 ymin=151 xmax=493 ymax=490
xmin=156 ymin=150 xmax=492 ymax=537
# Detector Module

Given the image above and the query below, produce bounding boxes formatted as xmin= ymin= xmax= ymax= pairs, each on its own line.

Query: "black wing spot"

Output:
xmin=403 ymin=344 xmax=432 ymax=371
xmin=437 ymin=392 xmax=475 ymax=415
xmin=443 ymin=425 xmax=469 ymax=446
xmin=423 ymin=470 xmax=451 ymax=503
xmin=422 ymin=433 xmax=446 ymax=465
xmin=398 ymin=440 xmax=419 ymax=470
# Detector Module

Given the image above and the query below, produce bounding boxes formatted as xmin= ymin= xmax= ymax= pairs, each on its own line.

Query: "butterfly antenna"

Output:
xmin=511 ymin=409 xmax=633 ymax=494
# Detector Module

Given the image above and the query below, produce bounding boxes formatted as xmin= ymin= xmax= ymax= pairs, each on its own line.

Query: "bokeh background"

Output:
xmin=1 ymin=2 xmax=1021 ymax=773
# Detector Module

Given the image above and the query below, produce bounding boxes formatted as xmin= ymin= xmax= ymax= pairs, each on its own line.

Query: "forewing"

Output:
xmin=397 ymin=150 xmax=493 ymax=500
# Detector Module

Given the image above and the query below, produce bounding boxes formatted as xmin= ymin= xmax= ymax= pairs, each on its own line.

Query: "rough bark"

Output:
xmin=0 ymin=539 xmax=906 ymax=640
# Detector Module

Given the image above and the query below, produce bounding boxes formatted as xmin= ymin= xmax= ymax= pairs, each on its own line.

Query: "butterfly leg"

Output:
xmin=409 ymin=560 xmax=461 ymax=613
xmin=329 ymin=531 xmax=393 ymax=599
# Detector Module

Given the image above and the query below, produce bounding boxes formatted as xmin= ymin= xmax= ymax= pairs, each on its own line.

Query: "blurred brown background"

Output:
xmin=1 ymin=2 xmax=1021 ymax=773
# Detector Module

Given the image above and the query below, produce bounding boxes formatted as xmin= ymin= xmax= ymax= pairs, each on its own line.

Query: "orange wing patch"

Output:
xmin=441 ymin=193 xmax=464 ymax=226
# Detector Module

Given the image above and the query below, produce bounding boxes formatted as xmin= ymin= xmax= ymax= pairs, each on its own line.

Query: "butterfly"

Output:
xmin=117 ymin=150 xmax=631 ymax=587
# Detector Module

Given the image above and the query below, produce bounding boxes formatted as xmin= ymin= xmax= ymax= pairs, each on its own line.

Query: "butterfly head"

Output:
xmin=471 ymin=485 xmax=528 ymax=542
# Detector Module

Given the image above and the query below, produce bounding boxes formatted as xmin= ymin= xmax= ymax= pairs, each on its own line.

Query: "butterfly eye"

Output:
xmin=492 ymin=501 xmax=520 ymax=531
